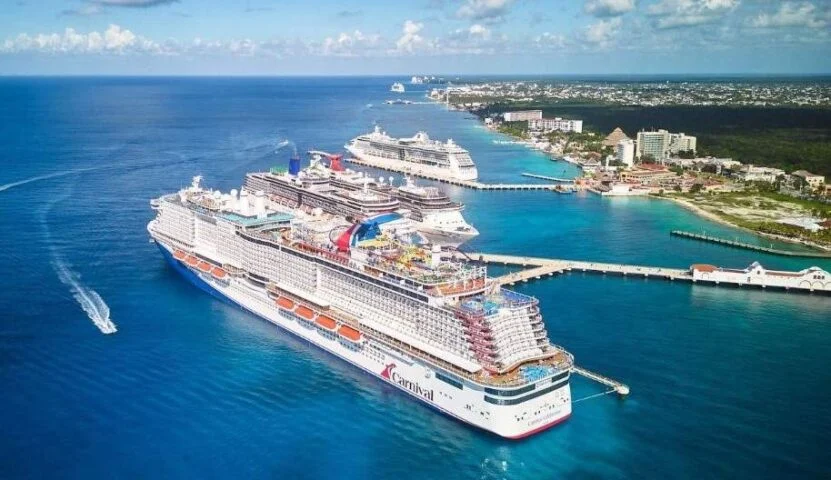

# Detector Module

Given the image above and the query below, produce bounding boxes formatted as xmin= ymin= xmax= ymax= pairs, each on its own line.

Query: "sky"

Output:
xmin=1 ymin=0 xmax=830 ymax=75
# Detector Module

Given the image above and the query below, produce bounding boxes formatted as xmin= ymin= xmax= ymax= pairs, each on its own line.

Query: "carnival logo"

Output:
xmin=380 ymin=363 xmax=434 ymax=401
xmin=381 ymin=363 xmax=395 ymax=380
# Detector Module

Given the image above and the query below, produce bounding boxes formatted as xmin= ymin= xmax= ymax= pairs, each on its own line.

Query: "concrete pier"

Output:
xmin=671 ymin=230 xmax=831 ymax=258
xmin=454 ymin=252 xmax=830 ymax=294
xmin=345 ymin=157 xmax=560 ymax=191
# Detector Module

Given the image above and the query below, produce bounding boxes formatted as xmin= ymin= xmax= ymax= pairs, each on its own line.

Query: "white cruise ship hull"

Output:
xmin=151 ymin=236 xmax=572 ymax=439
xmin=346 ymin=146 xmax=479 ymax=182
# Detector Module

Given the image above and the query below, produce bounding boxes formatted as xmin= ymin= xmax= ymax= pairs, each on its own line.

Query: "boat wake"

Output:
xmin=53 ymin=260 xmax=118 ymax=335
xmin=0 ymin=167 xmax=102 ymax=193
xmin=40 ymin=185 xmax=117 ymax=335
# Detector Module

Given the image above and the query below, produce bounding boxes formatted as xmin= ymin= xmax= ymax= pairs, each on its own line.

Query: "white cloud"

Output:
xmin=749 ymin=2 xmax=827 ymax=29
xmin=583 ymin=17 xmax=622 ymax=46
xmin=456 ymin=0 xmax=515 ymax=22
xmin=534 ymin=32 xmax=568 ymax=49
xmin=0 ymin=24 xmax=159 ymax=54
xmin=321 ymin=30 xmax=382 ymax=57
xmin=395 ymin=20 xmax=430 ymax=53
xmin=647 ymin=0 xmax=739 ymax=29
xmin=584 ymin=0 xmax=635 ymax=17
xmin=468 ymin=24 xmax=491 ymax=38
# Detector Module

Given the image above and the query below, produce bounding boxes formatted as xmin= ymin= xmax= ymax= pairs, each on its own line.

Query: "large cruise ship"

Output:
xmin=346 ymin=126 xmax=479 ymax=181
xmin=148 ymin=175 xmax=573 ymax=439
xmin=244 ymin=152 xmax=478 ymax=247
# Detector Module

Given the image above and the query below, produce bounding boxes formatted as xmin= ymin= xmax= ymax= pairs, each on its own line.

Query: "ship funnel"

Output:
xmin=288 ymin=155 xmax=301 ymax=176
xmin=329 ymin=154 xmax=344 ymax=172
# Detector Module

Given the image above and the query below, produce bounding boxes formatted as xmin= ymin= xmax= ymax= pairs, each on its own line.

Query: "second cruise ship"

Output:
xmin=346 ymin=126 xmax=479 ymax=181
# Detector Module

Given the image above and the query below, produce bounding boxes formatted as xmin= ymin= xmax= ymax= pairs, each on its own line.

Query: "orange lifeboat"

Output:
xmin=337 ymin=324 xmax=362 ymax=343
xmin=211 ymin=267 xmax=227 ymax=279
xmin=295 ymin=305 xmax=315 ymax=320
xmin=276 ymin=297 xmax=295 ymax=310
xmin=185 ymin=256 xmax=199 ymax=267
xmin=197 ymin=261 xmax=212 ymax=273
xmin=173 ymin=250 xmax=187 ymax=261
xmin=315 ymin=315 xmax=337 ymax=331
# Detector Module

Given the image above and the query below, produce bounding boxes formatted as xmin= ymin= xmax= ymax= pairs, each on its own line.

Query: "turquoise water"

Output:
xmin=0 ymin=77 xmax=829 ymax=479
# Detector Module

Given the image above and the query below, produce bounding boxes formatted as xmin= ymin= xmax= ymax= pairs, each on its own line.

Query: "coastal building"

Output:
xmin=691 ymin=262 xmax=831 ymax=291
xmin=668 ymin=133 xmax=697 ymax=154
xmin=791 ymin=170 xmax=826 ymax=189
xmin=528 ymin=117 xmax=583 ymax=133
xmin=734 ymin=165 xmax=785 ymax=183
xmin=615 ymin=139 xmax=635 ymax=167
xmin=503 ymin=110 xmax=542 ymax=122
xmin=636 ymin=129 xmax=670 ymax=161
xmin=618 ymin=164 xmax=677 ymax=184
xmin=636 ymin=129 xmax=697 ymax=160
xmin=603 ymin=127 xmax=630 ymax=148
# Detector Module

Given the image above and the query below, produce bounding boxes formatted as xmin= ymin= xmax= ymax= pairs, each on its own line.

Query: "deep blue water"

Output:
xmin=1 ymin=77 xmax=830 ymax=479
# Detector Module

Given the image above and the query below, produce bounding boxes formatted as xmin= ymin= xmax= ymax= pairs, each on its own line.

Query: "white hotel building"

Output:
xmin=503 ymin=110 xmax=543 ymax=122
xmin=528 ymin=117 xmax=584 ymax=134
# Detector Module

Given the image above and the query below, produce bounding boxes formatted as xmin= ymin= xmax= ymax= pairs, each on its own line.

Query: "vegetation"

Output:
xmin=671 ymin=190 xmax=831 ymax=247
xmin=477 ymin=102 xmax=831 ymax=177
xmin=497 ymin=121 xmax=529 ymax=138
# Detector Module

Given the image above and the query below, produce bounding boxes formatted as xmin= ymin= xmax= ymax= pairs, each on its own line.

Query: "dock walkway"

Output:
xmin=456 ymin=252 xmax=829 ymax=293
xmin=520 ymin=172 xmax=575 ymax=183
xmin=573 ymin=366 xmax=630 ymax=396
xmin=671 ymin=230 xmax=831 ymax=258
xmin=346 ymin=157 xmax=559 ymax=191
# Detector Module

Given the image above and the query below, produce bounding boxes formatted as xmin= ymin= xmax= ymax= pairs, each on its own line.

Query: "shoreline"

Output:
xmin=654 ymin=195 xmax=831 ymax=253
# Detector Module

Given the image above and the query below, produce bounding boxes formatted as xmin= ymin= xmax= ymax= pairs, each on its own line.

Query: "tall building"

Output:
xmin=528 ymin=117 xmax=583 ymax=133
xmin=502 ymin=110 xmax=543 ymax=122
xmin=615 ymin=139 xmax=635 ymax=167
xmin=636 ymin=129 xmax=697 ymax=161
xmin=669 ymin=133 xmax=697 ymax=154
xmin=636 ymin=129 xmax=670 ymax=161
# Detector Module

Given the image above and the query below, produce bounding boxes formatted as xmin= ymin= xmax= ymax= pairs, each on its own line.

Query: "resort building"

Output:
xmin=528 ymin=117 xmax=583 ymax=133
xmin=636 ymin=129 xmax=671 ymax=160
xmin=791 ymin=170 xmax=826 ymax=189
xmin=615 ymin=139 xmax=635 ymax=167
xmin=636 ymin=129 xmax=697 ymax=160
xmin=734 ymin=165 xmax=785 ymax=183
xmin=502 ymin=110 xmax=543 ymax=122
xmin=618 ymin=164 xmax=677 ymax=184
xmin=669 ymin=133 xmax=697 ymax=154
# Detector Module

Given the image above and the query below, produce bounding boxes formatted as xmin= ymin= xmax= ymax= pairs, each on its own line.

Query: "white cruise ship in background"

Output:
xmin=390 ymin=82 xmax=405 ymax=93
xmin=148 ymin=174 xmax=573 ymax=439
xmin=346 ymin=126 xmax=479 ymax=181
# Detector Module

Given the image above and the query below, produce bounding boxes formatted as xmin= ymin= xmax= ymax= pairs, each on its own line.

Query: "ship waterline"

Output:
xmin=148 ymin=176 xmax=573 ymax=439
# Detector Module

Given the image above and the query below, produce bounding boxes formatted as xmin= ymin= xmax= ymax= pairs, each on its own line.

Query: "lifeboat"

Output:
xmin=173 ymin=250 xmax=187 ymax=261
xmin=197 ymin=261 xmax=212 ymax=273
xmin=276 ymin=296 xmax=295 ymax=310
xmin=211 ymin=267 xmax=227 ymax=280
xmin=295 ymin=305 xmax=315 ymax=321
xmin=337 ymin=324 xmax=362 ymax=343
xmin=185 ymin=256 xmax=199 ymax=267
xmin=315 ymin=315 xmax=337 ymax=331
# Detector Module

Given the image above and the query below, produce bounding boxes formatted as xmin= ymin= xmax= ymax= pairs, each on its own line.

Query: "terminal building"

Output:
xmin=502 ymin=110 xmax=543 ymax=122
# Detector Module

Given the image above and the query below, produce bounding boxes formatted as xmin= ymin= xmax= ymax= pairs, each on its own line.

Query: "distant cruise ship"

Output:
xmin=346 ymin=126 xmax=479 ymax=181
xmin=148 ymin=174 xmax=574 ymax=439
xmin=390 ymin=82 xmax=405 ymax=93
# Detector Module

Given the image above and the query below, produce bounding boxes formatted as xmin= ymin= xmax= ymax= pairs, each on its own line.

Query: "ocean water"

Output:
xmin=1 ymin=77 xmax=829 ymax=479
